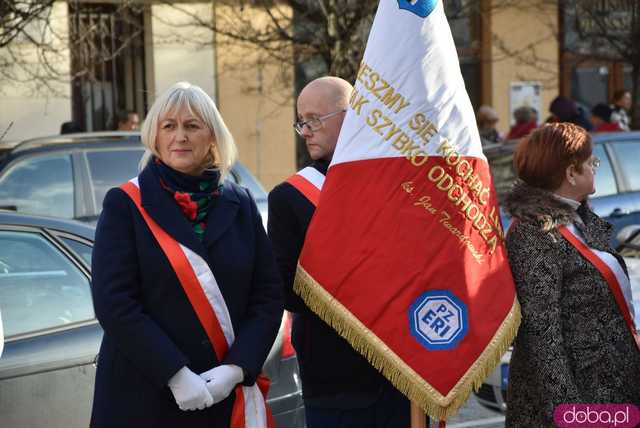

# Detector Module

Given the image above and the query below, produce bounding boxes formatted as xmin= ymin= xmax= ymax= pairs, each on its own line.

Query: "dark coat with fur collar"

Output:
xmin=503 ymin=181 xmax=640 ymax=427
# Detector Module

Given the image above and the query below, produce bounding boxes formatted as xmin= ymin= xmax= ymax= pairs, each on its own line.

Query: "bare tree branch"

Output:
xmin=1 ymin=0 xmax=638 ymax=126
xmin=0 ymin=0 xmax=55 ymax=48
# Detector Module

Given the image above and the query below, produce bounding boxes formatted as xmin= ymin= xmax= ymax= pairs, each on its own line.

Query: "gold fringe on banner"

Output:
xmin=293 ymin=264 xmax=521 ymax=421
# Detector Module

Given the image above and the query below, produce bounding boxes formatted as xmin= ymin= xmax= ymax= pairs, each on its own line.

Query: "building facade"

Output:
xmin=0 ymin=1 xmax=295 ymax=190
xmin=1 ymin=1 xmax=635 ymax=190
xmin=451 ymin=0 xmax=635 ymax=135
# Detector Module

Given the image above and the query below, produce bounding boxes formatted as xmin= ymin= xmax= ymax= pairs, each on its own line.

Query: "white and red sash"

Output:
xmin=559 ymin=224 xmax=640 ymax=351
xmin=285 ymin=166 xmax=325 ymax=207
xmin=121 ymin=178 xmax=275 ymax=428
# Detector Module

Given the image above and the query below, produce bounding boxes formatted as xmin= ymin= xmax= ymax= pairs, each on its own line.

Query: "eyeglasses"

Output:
xmin=293 ymin=109 xmax=347 ymax=136
xmin=589 ymin=156 xmax=601 ymax=169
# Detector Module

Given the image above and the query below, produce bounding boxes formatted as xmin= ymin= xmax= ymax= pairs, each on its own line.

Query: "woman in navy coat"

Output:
xmin=90 ymin=82 xmax=283 ymax=428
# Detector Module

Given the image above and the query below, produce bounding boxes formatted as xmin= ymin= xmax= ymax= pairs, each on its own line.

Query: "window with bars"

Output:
xmin=69 ymin=3 xmax=147 ymax=132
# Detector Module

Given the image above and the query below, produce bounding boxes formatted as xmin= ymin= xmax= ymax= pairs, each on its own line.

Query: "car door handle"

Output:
xmin=610 ymin=208 xmax=629 ymax=218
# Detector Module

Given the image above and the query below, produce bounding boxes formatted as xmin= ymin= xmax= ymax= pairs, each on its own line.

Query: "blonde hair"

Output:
xmin=139 ymin=81 xmax=237 ymax=182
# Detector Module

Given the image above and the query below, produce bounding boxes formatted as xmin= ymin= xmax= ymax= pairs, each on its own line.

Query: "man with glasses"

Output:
xmin=268 ymin=76 xmax=410 ymax=428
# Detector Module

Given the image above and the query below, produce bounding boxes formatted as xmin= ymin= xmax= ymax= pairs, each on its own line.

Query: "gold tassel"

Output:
xmin=293 ymin=264 xmax=521 ymax=421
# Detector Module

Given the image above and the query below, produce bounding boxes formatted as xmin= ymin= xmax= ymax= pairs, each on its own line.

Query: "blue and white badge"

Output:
xmin=397 ymin=0 xmax=438 ymax=18
xmin=408 ymin=290 xmax=469 ymax=350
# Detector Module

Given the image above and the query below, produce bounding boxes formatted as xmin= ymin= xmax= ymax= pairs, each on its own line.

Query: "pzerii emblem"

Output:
xmin=408 ymin=290 xmax=469 ymax=350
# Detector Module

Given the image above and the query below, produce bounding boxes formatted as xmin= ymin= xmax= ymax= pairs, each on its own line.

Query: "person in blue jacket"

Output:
xmin=90 ymin=81 xmax=283 ymax=428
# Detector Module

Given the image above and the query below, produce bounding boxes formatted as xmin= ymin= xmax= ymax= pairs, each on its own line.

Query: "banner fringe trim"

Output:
xmin=293 ymin=264 xmax=521 ymax=421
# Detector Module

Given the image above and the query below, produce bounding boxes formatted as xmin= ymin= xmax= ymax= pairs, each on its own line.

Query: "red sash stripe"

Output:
xmin=286 ymin=174 xmax=320 ymax=207
xmin=230 ymin=384 xmax=246 ymax=427
xmin=121 ymin=182 xmax=230 ymax=360
xmin=559 ymin=225 xmax=640 ymax=351
xmin=231 ymin=376 xmax=274 ymax=428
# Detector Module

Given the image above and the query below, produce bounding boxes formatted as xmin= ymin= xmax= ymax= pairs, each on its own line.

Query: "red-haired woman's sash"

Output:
xmin=559 ymin=224 xmax=640 ymax=351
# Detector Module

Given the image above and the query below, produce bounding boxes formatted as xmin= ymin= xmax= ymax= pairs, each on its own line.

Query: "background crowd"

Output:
xmin=477 ymin=89 xmax=634 ymax=146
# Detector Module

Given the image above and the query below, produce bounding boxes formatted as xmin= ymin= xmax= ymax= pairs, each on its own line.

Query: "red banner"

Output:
xmin=294 ymin=0 xmax=519 ymax=420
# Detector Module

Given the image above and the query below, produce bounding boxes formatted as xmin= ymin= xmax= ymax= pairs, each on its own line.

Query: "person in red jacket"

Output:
xmin=507 ymin=106 xmax=538 ymax=140
xmin=591 ymin=103 xmax=622 ymax=133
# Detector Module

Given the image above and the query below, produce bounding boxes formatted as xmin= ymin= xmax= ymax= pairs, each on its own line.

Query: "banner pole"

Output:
xmin=410 ymin=402 xmax=427 ymax=428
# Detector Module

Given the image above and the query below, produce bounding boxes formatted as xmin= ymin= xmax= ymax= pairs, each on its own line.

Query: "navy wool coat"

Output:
xmin=90 ymin=165 xmax=283 ymax=428
xmin=267 ymin=161 xmax=394 ymax=408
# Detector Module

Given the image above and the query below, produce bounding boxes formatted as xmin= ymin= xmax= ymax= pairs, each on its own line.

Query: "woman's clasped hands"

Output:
xmin=167 ymin=365 xmax=244 ymax=411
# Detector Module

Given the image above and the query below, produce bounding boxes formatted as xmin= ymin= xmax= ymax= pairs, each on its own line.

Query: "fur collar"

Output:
xmin=504 ymin=180 xmax=613 ymax=251
xmin=503 ymin=180 xmax=577 ymax=232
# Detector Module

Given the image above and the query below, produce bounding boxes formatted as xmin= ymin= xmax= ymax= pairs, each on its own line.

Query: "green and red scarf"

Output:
xmin=152 ymin=158 xmax=222 ymax=241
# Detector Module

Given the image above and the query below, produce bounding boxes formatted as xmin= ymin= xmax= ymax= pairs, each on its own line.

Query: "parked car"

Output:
xmin=474 ymin=225 xmax=640 ymax=413
xmin=485 ymin=131 xmax=640 ymax=246
xmin=0 ymin=210 xmax=303 ymax=425
xmin=0 ymin=132 xmax=268 ymax=226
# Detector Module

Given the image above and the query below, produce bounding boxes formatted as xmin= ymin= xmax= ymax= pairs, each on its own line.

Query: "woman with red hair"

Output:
xmin=503 ymin=123 xmax=640 ymax=427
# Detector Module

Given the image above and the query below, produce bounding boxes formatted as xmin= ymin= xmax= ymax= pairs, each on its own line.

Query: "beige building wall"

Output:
xmin=0 ymin=2 xmax=72 ymax=143
xmin=149 ymin=4 xmax=216 ymax=99
xmin=489 ymin=0 xmax=559 ymax=136
xmin=0 ymin=1 xmax=295 ymax=191
xmin=214 ymin=4 xmax=296 ymax=191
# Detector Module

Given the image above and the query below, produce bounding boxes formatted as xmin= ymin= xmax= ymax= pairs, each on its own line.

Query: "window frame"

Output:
xmin=0 ymin=151 xmax=83 ymax=219
xmin=0 ymin=224 xmax=96 ymax=343
xmin=69 ymin=3 xmax=147 ymax=131
xmin=591 ymin=142 xmax=619 ymax=198
xmin=53 ymin=231 xmax=94 ymax=272
xmin=606 ymin=140 xmax=640 ymax=193
xmin=80 ymin=146 xmax=145 ymax=216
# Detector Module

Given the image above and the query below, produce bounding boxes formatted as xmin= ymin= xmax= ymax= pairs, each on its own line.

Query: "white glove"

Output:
xmin=168 ymin=366 xmax=214 ymax=411
xmin=199 ymin=364 xmax=244 ymax=404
